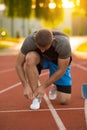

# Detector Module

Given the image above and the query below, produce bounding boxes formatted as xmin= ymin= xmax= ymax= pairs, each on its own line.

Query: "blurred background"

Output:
xmin=0 ymin=0 xmax=87 ymax=55
xmin=0 ymin=0 xmax=87 ymax=38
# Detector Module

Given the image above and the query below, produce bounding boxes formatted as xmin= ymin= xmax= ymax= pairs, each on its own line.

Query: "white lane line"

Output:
xmin=0 ymin=71 xmax=49 ymax=94
xmin=0 ymin=80 xmax=66 ymax=129
xmin=0 ymin=82 xmax=21 ymax=94
xmin=72 ymin=62 xmax=87 ymax=71
xmin=84 ymin=99 xmax=87 ymax=126
xmin=0 ymin=61 xmax=87 ymax=128
xmin=0 ymin=68 xmax=15 ymax=74
xmin=44 ymin=94 xmax=66 ymax=130
xmin=0 ymin=107 xmax=84 ymax=113
xmin=40 ymin=63 xmax=87 ymax=128
xmin=38 ymin=81 xmax=66 ymax=130
xmin=79 ymin=61 xmax=87 ymax=65
xmin=71 ymin=61 xmax=87 ymax=67
xmin=73 ymin=62 xmax=87 ymax=126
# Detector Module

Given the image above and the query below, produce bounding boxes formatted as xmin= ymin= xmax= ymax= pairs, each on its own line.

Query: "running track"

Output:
xmin=0 ymin=54 xmax=87 ymax=130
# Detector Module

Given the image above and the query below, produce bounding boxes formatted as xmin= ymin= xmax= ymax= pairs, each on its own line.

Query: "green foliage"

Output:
xmin=0 ymin=44 xmax=9 ymax=49
xmin=80 ymin=0 xmax=87 ymax=14
xmin=35 ymin=0 xmax=63 ymax=28
xmin=0 ymin=37 xmax=21 ymax=50
xmin=4 ymin=0 xmax=64 ymax=28
xmin=63 ymin=27 xmax=72 ymax=35
xmin=77 ymin=42 xmax=87 ymax=52
xmin=4 ymin=0 xmax=32 ymax=18
xmin=1 ymin=37 xmax=20 ymax=42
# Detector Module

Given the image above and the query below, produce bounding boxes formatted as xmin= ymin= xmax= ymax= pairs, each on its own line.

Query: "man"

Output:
xmin=16 ymin=29 xmax=72 ymax=110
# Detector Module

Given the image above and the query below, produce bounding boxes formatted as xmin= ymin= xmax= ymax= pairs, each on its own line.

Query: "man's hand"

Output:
xmin=34 ymin=84 xmax=46 ymax=98
xmin=24 ymin=84 xmax=33 ymax=99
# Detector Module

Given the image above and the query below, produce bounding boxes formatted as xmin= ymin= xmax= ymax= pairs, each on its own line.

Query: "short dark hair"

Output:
xmin=35 ymin=29 xmax=53 ymax=47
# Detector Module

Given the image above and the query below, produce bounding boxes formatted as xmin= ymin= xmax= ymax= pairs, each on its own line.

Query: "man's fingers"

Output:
xmin=34 ymin=91 xmax=38 ymax=98
xmin=24 ymin=94 xmax=29 ymax=99
xmin=24 ymin=94 xmax=33 ymax=100
xmin=34 ymin=88 xmax=38 ymax=97
xmin=37 ymin=93 xmax=44 ymax=98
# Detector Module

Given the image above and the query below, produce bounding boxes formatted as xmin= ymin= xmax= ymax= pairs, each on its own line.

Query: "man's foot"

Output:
xmin=30 ymin=98 xmax=41 ymax=110
xmin=49 ymin=84 xmax=57 ymax=100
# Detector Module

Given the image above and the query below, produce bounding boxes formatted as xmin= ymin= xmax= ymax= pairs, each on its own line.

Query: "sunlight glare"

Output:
xmin=48 ymin=2 xmax=56 ymax=9
xmin=0 ymin=4 xmax=6 ymax=11
xmin=62 ymin=0 xmax=74 ymax=8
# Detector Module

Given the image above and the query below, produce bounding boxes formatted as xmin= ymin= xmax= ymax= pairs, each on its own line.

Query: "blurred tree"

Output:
xmin=80 ymin=0 xmax=87 ymax=15
xmin=4 ymin=0 xmax=64 ymax=35
xmin=4 ymin=0 xmax=32 ymax=17
xmin=35 ymin=0 xmax=63 ymax=28
xmin=4 ymin=0 xmax=32 ymax=36
xmin=72 ymin=0 xmax=87 ymax=16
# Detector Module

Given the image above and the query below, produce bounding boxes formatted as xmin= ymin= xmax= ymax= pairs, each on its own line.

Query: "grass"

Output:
xmin=0 ymin=44 xmax=10 ymax=49
xmin=4 ymin=37 xmax=20 ymax=42
xmin=0 ymin=37 xmax=20 ymax=43
xmin=77 ymin=42 xmax=87 ymax=52
xmin=0 ymin=37 xmax=22 ymax=50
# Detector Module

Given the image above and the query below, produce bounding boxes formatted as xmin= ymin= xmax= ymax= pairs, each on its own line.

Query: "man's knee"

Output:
xmin=25 ymin=52 xmax=40 ymax=66
xmin=58 ymin=97 xmax=71 ymax=105
xmin=57 ymin=92 xmax=71 ymax=105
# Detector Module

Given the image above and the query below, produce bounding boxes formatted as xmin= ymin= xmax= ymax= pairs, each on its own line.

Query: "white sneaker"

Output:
xmin=49 ymin=84 xmax=57 ymax=100
xmin=30 ymin=98 xmax=41 ymax=110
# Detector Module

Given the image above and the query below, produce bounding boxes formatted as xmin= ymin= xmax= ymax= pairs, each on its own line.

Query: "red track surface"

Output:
xmin=0 ymin=54 xmax=87 ymax=130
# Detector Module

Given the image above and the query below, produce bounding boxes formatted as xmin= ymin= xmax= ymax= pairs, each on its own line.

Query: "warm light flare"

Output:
xmin=48 ymin=2 xmax=56 ymax=9
xmin=0 ymin=4 xmax=6 ymax=11
xmin=1 ymin=31 xmax=6 ymax=37
xmin=76 ymin=0 xmax=80 ymax=6
xmin=62 ymin=0 xmax=75 ymax=8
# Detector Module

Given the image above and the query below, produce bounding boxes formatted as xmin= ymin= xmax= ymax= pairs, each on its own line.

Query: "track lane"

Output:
xmin=0 ymin=55 xmax=87 ymax=130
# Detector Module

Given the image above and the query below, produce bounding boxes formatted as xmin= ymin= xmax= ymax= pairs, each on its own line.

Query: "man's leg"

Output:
xmin=56 ymin=85 xmax=71 ymax=104
xmin=24 ymin=52 xmax=40 ymax=92
xmin=57 ymin=91 xmax=71 ymax=105
xmin=49 ymin=84 xmax=57 ymax=100
xmin=24 ymin=51 xmax=41 ymax=109
xmin=49 ymin=84 xmax=71 ymax=104
xmin=48 ymin=61 xmax=72 ymax=104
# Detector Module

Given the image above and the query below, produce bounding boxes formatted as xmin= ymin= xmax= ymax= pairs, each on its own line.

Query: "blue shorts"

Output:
xmin=37 ymin=58 xmax=72 ymax=93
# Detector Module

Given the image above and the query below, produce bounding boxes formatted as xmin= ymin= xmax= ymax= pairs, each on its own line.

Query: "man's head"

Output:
xmin=35 ymin=29 xmax=53 ymax=47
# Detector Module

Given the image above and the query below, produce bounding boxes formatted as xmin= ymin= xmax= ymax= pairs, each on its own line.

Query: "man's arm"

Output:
xmin=43 ymin=57 xmax=70 ymax=87
xmin=16 ymin=51 xmax=33 ymax=99
xmin=16 ymin=51 xmax=26 ymax=87
xmin=34 ymin=57 xmax=70 ymax=98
